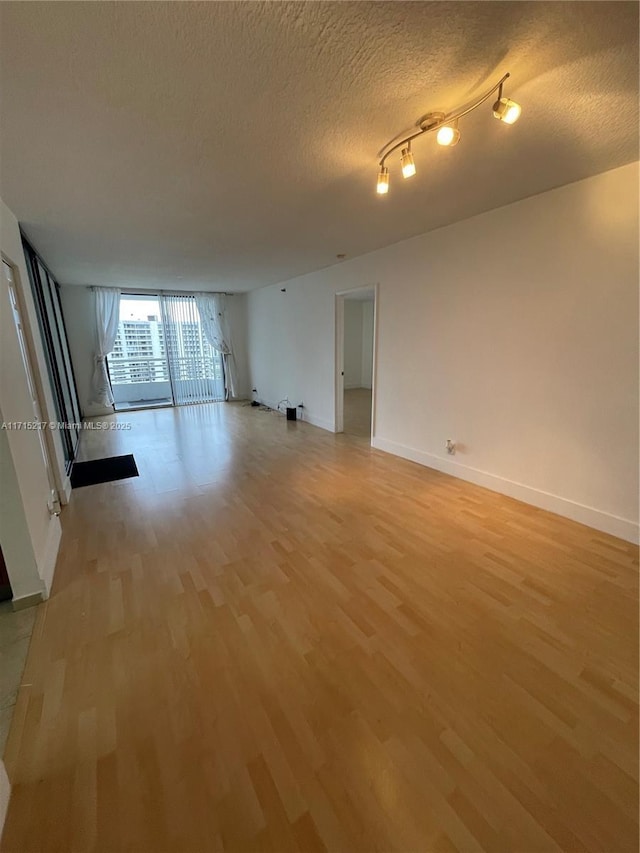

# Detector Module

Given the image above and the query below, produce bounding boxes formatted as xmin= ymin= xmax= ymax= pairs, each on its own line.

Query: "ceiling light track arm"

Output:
xmin=378 ymin=72 xmax=511 ymax=167
xmin=444 ymin=72 xmax=510 ymax=126
xmin=379 ymin=127 xmax=428 ymax=168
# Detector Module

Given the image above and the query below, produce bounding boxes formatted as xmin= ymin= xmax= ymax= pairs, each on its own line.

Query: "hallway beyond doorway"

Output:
xmin=343 ymin=387 xmax=372 ymax=437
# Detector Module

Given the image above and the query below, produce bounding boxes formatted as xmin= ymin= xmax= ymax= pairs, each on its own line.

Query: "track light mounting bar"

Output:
xmin=378 ymin=72 xmax=511 ymax=167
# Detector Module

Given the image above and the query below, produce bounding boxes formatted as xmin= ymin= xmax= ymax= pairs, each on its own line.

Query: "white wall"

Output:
xmin=61 ymin=287 xmax=250 ymax=416
xmin=343 ymin=300 xmax=364 ymax=388
xmin=248 ymin=281 xmax=335 ymax=430
xmin=247 ymin=163 xmax=640 ymax=543
xmin=0 ymin=199 xmax=63 ymax=601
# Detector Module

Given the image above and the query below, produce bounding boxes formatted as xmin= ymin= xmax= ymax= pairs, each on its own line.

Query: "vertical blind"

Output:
xmin=161 ymin=294 xmax=225 ymax=406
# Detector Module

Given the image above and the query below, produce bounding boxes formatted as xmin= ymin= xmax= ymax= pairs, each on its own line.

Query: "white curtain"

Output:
xmin=92 ymin=287 xmax=121 ymax=408
xmin=195 ymin=293 xmax=237 ymax=399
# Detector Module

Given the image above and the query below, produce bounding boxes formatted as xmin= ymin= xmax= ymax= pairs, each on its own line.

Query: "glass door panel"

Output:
xmin=109 ymin=294 xmax=172 ymax=411
xmin=22 ymin=238 xmax=81 ymax=469
xmin=161 ymin=294 xmax=225 ymax=406
xmin=36 ymin=261 xmax=79 ymax=451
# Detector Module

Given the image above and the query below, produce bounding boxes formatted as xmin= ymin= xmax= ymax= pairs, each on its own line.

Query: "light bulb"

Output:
xmin=400 ymin=147 xmax=416 ymax=178
xmin=436 ymin=121 xmax=461 ymax=146
xmin=493 ymin=97 xmax=521 ymax=124
xmin=376 ymin=166 xmax=389 ymax=195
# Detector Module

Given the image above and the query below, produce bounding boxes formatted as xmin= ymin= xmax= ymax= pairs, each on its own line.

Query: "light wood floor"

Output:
xmin=343 ymin=389 xmax=372 ymax=438
xmin=2 ymin=403 xmax=638 ymax=852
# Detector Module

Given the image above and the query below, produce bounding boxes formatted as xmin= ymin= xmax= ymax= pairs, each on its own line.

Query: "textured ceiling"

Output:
xmin=1 ymin=1 xmax=638 ymax=292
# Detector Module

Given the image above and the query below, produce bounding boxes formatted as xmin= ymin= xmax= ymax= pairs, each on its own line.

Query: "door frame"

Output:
xmin=334 ymin=283 xmax=379 ymax=441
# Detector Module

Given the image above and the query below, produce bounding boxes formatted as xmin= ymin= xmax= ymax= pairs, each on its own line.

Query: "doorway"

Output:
xmin=335 ymin=286 xmax=376 ymax=440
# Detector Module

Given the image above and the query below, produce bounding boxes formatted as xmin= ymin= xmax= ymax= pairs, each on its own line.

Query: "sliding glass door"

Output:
xmin=22 ymin=237 xmax=81 ymax=469
xmin=162 ymin=294 xmax=225 ymax=405
xmin=108 ymin=293 xmax=224 ymax=411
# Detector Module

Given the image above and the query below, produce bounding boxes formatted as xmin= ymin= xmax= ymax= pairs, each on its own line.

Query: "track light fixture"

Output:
xmin=436 ymin=119 xmax=460 ymax=147
xmin=493 ymin=98 xmax=521 ymax=124
xmin=375 ymin=72 xmax=521 ymax=195
xmin=376 ymin=166 xmax=390 ymax=194
xmin=400 ymin=143 xmax=416 ymax=178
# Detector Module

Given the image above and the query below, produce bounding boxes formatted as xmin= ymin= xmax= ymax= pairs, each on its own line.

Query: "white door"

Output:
xmin=3 ymin=260 xmax=56 ymax=497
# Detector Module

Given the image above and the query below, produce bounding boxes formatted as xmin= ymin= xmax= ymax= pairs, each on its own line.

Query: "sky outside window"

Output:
xmin=119 ymin=297 xmax=161 ymax=322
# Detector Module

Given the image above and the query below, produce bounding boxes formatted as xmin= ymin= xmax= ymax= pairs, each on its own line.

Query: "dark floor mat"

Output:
xmin=71 ymin=454 xmax=139 ymax=488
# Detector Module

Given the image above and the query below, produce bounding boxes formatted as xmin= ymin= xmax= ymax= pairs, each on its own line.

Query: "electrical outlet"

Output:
xmin=446 ymin=439 xmax=455 ymax=455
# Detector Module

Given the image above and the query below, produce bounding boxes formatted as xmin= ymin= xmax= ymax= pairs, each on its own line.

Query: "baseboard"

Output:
xmin=39 ymin=516 xmax=62 ymax=598
xmin=371 ymin=437 xmax=639 ymax=544
xmin=82 ymin=405 xmax=114 ymax=418
xmin=0 ymin=760 xmax=10 ymax=838
xmin=12 ymin=590 xmax=44 ymax=611
xmin=257 ymin=398 xmax=334 ymax=434
xmin=256 ymin=398 xmax=285 ymax=419
xmin=60 ymin=474 xmax=72 ymax=505
xmin=303 ymin=412 xmax=334 ymax=432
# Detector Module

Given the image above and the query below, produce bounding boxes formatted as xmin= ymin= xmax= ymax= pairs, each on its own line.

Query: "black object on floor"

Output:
xmin=71 ymin=454 xmax=139 ymax=488
xmin=286 ymin=407 xmax=297 ymax=421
